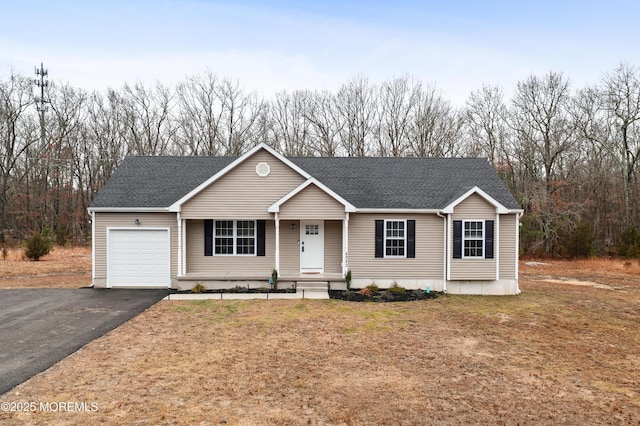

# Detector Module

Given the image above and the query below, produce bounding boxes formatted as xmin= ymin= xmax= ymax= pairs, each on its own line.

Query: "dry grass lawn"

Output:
xmin=0 ymin=249 xmax=639 ymax=424
xmin=0 ymin=246 xmax=91 ymax=288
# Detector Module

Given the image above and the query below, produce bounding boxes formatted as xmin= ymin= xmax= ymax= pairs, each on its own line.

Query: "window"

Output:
xmin=385 ymin=220 xmax=406 ymax=257
xmin=463 ymin=221 xmax=484 ymax=258
xmin=453 ymin=220 xmax=494 ymax=260
xmin=214 ymin=220 xmax=255 ymax=255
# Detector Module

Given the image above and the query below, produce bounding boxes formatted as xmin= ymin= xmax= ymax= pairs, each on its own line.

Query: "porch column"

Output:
xmin=342 ymin=212 xmax=349 ymax=276
xmin=177 ymin=213 xmax=182 ymax=277
xmin=275 ymin=212 xmax=280 ymax=272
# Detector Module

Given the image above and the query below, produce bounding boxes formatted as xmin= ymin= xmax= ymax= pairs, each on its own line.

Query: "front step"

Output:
xmin=296 ymin=281 xmax=329 ymax=299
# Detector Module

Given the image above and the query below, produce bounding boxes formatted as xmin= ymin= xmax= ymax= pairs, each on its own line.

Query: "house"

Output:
xmin=88 ymin=143 xmax=523 ymax=295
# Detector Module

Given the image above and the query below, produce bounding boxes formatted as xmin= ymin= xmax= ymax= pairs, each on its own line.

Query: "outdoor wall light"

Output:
xmin=135 ymin=218 xmax=141 ymax=225
xmin=290 ymin=223 xmax=296 ymax=229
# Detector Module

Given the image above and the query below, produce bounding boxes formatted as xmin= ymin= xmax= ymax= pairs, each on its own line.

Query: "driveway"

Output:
xmin=0 ymin=288 xmax=168 ymax=395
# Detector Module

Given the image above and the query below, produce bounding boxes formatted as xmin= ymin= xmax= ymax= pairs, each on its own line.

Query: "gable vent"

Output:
xmin=256 ymin=162 xmax=270 ymax=177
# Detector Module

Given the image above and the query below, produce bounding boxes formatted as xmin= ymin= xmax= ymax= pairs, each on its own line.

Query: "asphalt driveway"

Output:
xmin=0 ymin=288 xmax=168 ymax=395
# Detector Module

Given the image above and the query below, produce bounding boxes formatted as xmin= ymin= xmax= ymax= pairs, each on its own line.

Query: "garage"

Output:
xmin=108 ymin=228 xmax=171 ymax=287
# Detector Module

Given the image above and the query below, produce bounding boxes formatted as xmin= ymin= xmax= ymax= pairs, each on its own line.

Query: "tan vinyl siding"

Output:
xmin=499 ymin=213 xmax=518 ymax=279
xmin=181 ymin=150 xmax=305 ymax=219
xmin=279 ymin=220 xmax=300 ymax=275
xmin=324 ymin=220 xmax=343 ymax=274
xmin=450 ymin=193 xmax=496 ymax=280
xmin=348 ymin=213 xmax=444 ymax=279
xmin=93 ymin=212 xmax=178 ymax=283
xmin=279 ymin=184 xmax=345 ymax=220
xmin=186 ymin=219 xmax=275 ymax=277
xmin=452 ymin=193 xmax=496 ymax=219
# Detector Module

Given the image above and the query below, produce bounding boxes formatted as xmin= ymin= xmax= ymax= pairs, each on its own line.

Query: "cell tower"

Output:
xmin=34 ymin=62 xmax=49 ymax=147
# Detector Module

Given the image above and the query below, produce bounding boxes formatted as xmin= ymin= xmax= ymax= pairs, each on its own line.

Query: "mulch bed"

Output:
xmin=329 ymin=289 xmax=439 ymax=302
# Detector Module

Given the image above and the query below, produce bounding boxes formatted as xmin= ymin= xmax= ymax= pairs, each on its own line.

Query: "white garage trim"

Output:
xmin=107 ymin=227 xmax=171 ymax=288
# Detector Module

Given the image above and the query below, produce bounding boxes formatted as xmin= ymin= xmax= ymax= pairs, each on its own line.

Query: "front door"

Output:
xmin=300 ymin=221 xmax=324 ymax=272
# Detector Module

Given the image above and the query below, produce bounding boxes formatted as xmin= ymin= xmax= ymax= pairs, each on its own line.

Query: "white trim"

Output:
xmin=461 ymin=219 xmax=485 ymax=259
xmin=275 ymin=213 xmax=280 ymax=273
xmin=437 ymin=212 xmax=447 ymax=286
xmin=169 ymin=143 xmax=311 ymax=212
xmin=516 ymin=212 xmax=522 ymax=280
xmin=177 ymin=213 xmax=182 ymax=276
xmin=446 ymin=214 xmax=452 ymax=281
xmin=88 ymin=207 xmax=169 ymax=213
xmin=383 ymin=219 xmax=408 ymax=259
xmin=90 ymin=210 xmax=96 ymax=284
xmin=495 ymin=212 xmax=500 ymax=280
xmin=357 ymin=208 xmax=441 ymax=214
xmin=106 ymin=227 xmax=171 ymax=288
xmin=342 ymin=212 xmax=349 ymax=276
xmin=182 ymin=219 xmax=187 ymax=275
xmin=268 ymin=178 xmax=357 ymax=213
xmin=441 ymin=186 xmax=521 ymax=214
xmin=212 ymin=220 xmax=257 ymax=256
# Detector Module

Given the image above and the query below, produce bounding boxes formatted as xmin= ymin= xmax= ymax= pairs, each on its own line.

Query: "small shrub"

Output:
xmin=1 ymin=246 xmax=7 ymax=260
xmin=345 ymin=269 xmax=352 ymax=290
xmin=388 ymin=282 xmax=406 ymax=293
xmin=366 ymin=283 xmax=379 ymax=293
xmin=271 ymin=269 xmax=278 ymax=290
xmin=191 ymin=282 xmax=207 ymax=293
xmin=23 ymin=231 xmax=53 ymax=261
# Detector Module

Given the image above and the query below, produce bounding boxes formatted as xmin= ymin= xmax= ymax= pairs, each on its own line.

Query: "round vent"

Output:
xmin=256 ymin=162 xmax=270 ymax=177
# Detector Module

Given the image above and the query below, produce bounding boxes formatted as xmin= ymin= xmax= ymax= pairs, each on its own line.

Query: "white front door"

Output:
xmin=300 ymin=221 xmax=324 ymax=272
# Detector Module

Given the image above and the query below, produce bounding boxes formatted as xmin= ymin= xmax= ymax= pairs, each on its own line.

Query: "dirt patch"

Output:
xmin=1 ymin=257 xmax=639 ymax=424
xmin=539 ymin=278 xmax=621 ymax=290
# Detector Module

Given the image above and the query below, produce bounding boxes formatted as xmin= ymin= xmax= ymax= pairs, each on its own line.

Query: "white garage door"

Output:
xmin=108 ymin=228 xmax=170 ymax=287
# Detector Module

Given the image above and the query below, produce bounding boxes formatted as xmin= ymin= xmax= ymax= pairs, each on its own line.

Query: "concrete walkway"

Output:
xmin=165 ymin=290 xmax=329 ymax=300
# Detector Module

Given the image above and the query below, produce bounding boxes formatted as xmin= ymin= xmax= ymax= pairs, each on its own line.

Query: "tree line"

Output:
xmin=2 ymin=64 xmax=640 ymax=257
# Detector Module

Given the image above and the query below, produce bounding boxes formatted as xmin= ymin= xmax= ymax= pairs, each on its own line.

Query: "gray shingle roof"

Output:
xmin=90 ymin=156 xmax=235 ymax=208
xmin=290 ymin=157 xmax=520 ymax=210
xmin=90 ymin=154 xmax=520 ymax=211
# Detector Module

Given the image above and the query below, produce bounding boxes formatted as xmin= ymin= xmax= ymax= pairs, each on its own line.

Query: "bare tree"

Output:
xmin=510 ymin=71 xmax=576 ymax=253
xmin=0 ymin=73 xmax=38 ymax=241
xmin=120 ymin=82 xmax=176 ymax=155
xmin=408 ymin=83 xmax=463 ymax=157
xmin=335 ymin=75 xmax=376 ymax=156
xmin=216 ymin=78 xmax=264 ymax=155
xmin=175 ymin=72 xmax=224 ymax=155
xmin=375 ymin=76 xmax=420 ymax=156
xmin=270 ymin=90 xmax=313 ymax=156
xmin=302 ymin=90 xmax=343 ymax=156
xmin=600 ymin=63 xmax=640 ymax=228
xmin=465 ymin=84 xmax=512 ymax=164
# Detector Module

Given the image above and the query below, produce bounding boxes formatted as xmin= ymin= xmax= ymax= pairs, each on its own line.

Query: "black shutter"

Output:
xmin=484 ymin=220 xmax=494 ymax=259
xmin=256 ymin=220 xmax=266 ymax=256
xmin=407 ymin=220 xmax=416 ymax=258
xmin=204 ymin=219 xmax=213 ymax=256
xmin=453 ymin=220 xmax=462 ymax=259
xmin=375 ymin=220 xmax=384 ymax=258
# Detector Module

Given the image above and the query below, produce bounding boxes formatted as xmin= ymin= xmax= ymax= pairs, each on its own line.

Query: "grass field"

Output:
xmin=0 ymin=248 xmax=639 ymax=425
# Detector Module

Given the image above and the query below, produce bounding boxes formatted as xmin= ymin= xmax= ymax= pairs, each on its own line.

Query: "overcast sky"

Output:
xmin=1 ymin=0 xmax=639 ymax=105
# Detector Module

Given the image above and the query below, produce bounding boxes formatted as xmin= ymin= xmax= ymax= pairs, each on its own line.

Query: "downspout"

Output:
xmin=90 ymin=209 xmax=95 ymax=287
xmin=515 ymin=211 xmax=523 ymax=295
xmin=275 ymin=212 xmax=280 ymax=274
xmin=436 ymin=211 xmax=447 ymax=294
